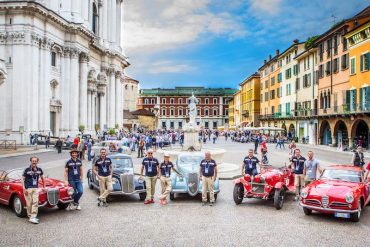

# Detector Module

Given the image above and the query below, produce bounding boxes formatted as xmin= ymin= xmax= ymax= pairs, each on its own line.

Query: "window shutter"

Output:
xmin=366 ymin=52 xmax=370 ymax=70
xmin=360 ymin=55 xmax=364 ymax=71
xmin=366 ymin=87 xmax=370 ymax=109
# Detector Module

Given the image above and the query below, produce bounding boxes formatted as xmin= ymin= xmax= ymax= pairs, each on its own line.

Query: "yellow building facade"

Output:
xmin=240 ymin=73 xmax=261 ymax=127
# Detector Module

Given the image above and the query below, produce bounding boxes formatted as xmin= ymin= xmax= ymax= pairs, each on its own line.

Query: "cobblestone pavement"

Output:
xmin=0 ymin=140 xmax=369 ymax=247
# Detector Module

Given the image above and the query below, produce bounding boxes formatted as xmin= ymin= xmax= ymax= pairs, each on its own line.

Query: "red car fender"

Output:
xmin=10 ymin=190 xmax=27 ymax=206
xmin=233 ymin=177 xmax=245 ymax=185
xmin=274 ymin=182 xmax=285 ymax=190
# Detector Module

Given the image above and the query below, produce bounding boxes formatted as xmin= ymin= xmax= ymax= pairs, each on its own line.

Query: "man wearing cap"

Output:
xmin=94 ymin=148 xmax=113 ymax=207
xmin=21 ymin=156 xmax=46 ymax=224
xmin=199 ymin=151 xmax=218 ymax=206
xmin=158 ymin=153 xmax=181 ymax=205
xmin=139 ymin=149 xmax=159 ymax=204
xmin=242 ymin=149 xmax=261 ymax=177
xmin=64 ymin=149 xmax=83 ymax=210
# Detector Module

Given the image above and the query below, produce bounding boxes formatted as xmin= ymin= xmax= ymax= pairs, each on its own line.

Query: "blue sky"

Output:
xmin=123 ymin=0 xmax=369 ymax=89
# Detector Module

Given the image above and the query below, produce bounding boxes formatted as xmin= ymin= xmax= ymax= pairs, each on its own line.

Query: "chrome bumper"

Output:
xmin=38 ymin=198 xmax=73 ymax=207
xmin=300 ymin=202 xmax=359 ymax=213
xmin=109 ymin=189 xmax=146 ymax=195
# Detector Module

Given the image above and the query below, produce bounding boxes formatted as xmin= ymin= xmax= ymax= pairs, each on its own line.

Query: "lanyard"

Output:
xmin=30 ymin=166 xmax=38 ymax=180
xmin=71 ymin=159 xmax=78 ymax=173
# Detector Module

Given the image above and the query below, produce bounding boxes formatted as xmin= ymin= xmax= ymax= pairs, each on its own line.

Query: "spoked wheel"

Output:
xmin=274 ymin=188 xmax=285 ymax=210
xmin=13 ymin=195 xmax=27 ymax=218
xmin=87 ymin=173 xmax=94 ymax=190
xmin=350 ymin=199 xmax=362 ymax=222
xmin=233 ymin=184 xmax=244 ymax=205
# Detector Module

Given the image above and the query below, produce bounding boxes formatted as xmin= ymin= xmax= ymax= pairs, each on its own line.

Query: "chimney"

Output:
xmin=276 ymin=49 xmax=279 ymax=56
xmin=269 ymin=54 xmax=272 ymax=60
xmin=264 ymin=60 xmax=267 ymax=64
xmin=293 ymin=39 xmax=299 ymax=44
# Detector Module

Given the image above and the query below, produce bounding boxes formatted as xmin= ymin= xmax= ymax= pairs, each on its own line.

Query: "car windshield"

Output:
xmin=6 ymin=169 xmax=23 ymax=180
xmin=178 ymin=155 xmax=204 ymax=168
xmin=110 ymin=157 xmax=133 ymax=171
xmin=320 ymin=169 xmax=362 ymax=183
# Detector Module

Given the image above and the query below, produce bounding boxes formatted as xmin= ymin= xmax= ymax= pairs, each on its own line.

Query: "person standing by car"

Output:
xmin=253 ymin=134 xmax=259 ymax=154
xmin=87 ymin=139 xmax=93 ymax=161
xmin=303 ymin=151 xmax=322 ymax=185
xmin=138 ymin=138 xmax=145 ymax=158
xmin=351 ymin=145 xmax=365 ymax=168
xmin=199 ymin=151 xmax=218 ymax=206
xmin=55 ymin=138 xmax=63 ymax=154
xmin=158 ymin=153 xmax=181 ymax=205
xmin=21 ymin=156 xmax=46 ymax=224
xmin=290 ymin=149 xmax=306 ymax=201
xmin=64 ymin=149 xmax=83 ymax=210
xmin=242 ymin=149 xmax=261 ymax=177
xmin=94 ymin=148 xmax=113 ymax=207
xmin=139 ymin=149 xmax=159 ymax=204
xmin=45 ymin=135 xmax=50 ymax=149
xmin=364 ymin=162 xmax=370 ymax=206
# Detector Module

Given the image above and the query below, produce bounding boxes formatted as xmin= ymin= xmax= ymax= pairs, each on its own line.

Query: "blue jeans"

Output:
xmin=245 ymin=169 xmax=258 ymax=176
xmin=69 ymin=180 xmax=83 ymax=204
xmin=87 ymin=149 xmax=92 ymax=161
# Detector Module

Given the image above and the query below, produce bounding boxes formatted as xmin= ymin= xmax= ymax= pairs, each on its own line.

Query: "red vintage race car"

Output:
xmin=300 ymin=165 xmax=369 ymax=222
xmin=0 ymin=169 xmax=74 ymax=217
xmin=233 ymin=165 xmax=295 ymax=209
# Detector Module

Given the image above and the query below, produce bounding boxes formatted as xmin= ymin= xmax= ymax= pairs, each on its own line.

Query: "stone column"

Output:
xmin=116 ymin=0 xmax=122 ymax=50
xmin=30 ymin=34 xmax=41 ymax=132
xmin=92 ymin=91 xmax=97 ymax=132
xmin=97 ymin=71 xmax=107 ymax=130
xmin=102 ymin=0 xmax=108 ymax=43
xmin=108 ymin=68 xmax=116 ymax=128
xmin=110 ymin=0 xmax=116 ymax=44
xmin=87 ymin=90 xmax=92 ymax=131
xmin=41 ymin=39 xmax=52 ymax=134
xmin=61 ymin=47 xmax=71 ymax=134
xmin=115 ymin=71 xmax=122 ymax=128
xmin=69 ymin=48 xmax=80 ymax=132
xmin=79 ymin=53 xmax=88 ymax=130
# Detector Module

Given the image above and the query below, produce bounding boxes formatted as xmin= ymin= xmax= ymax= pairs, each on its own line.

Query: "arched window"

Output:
xmin=205 ymin=98 xmax=209 ymax=104
xmin=178 ymin=98 xmax=183 ymax=104
xmin=92 ymin=3 xmax=98 ymax=35
xmin=50 ymin=80 xmax=58 ymax=99
xmin=125 ymin=84 xmax=128 ymax=90
xmin=170 ymin=98 xmax=175 ymax=104
xmin=132 ymin=85 xmax=134 ymax=90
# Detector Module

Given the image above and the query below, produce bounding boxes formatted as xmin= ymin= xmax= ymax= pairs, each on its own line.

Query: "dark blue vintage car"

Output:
xmin=87 ymin=153 xmax=146 ymax=200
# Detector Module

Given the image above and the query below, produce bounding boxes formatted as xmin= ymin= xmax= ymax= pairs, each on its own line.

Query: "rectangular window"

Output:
xmin=213 ymin=109 xmax=217 ymax=115
xmin=333 ymin=58 xmax=339 ymax=73
xmin=285 ymin=103 xmax=291 ymax=114
xmin=278 ymin=60 xmax=282 ymax=68
xmin=265 ymin=80 xmax=269 ymax=88
xmin=326 ymin=61 xmax=331 ymax=75
xmin=360 ymin=52 xmax=370 ymax=72
xmin=271 ymin=106 xmax=275 ymax=114
xmin=286 ymin=84 xmax=291 ymax=96
xmin=179 ymin=121 xmax=183 ymax=128
xmin=162 ymin=109 xmax=166 ymax=115
xmin=213 ymin=98 xmax=218 ymax=104
xmin=342 ymin=36 xmax=347 ymax=51
xmin=265 ymin=92 xmax=269 ymax=101
xmin=170 ymin=121 xmax=174 ymax=128
xmin=278 ymin=73 xmax=282 ymax=82
xmin=333 ymin=35 xmax=338 ymax=55
xmin=260 ymin=94 xmax=263 ymax=102
xmin=170 ymin=109 xmax=174 ymax=115
xmin=205 ymin=98 xmax=209 ymax=104
xmin=260 ymin=82 xmax=263 ymax=90
xmin=179 ymin=109 xmax=183 ymax=116
xmin=341 ymin=54 xmax=349 ymax=70
xmin=293 ymin=64 xmax=299 ymax=75
xmin=270 ymin=90 xmax=275 ymax=99
xmin=162 ymin=121 xmax=166 ymax=128
xmin=205 ymin=121 xmax=209 ymax=128
xmin=271 ymin=77 xmax=275 ymax=86
xmin=285 ymin=68 xmax=292 ymax=79
xmin=170 ymin=98 xmax=174 ymax=104
xmin=51 ymin=52 xmax=56 ymax=67
xmin=278 ymin=104 xmax=282 ymax=114
xmin=350 ymin=57 xmax=356 ymax=75
xmin=162 ymin=98 xmax=166 ymax=104
xmin=295 ymin=78 xmax=300 ymax=91
xmin=319 ymin=65 xmax=324 ymax=78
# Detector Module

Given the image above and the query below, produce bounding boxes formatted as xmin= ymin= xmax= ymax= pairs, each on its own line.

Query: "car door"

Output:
xmin=0 ymin=171 xmax=12 ymax=204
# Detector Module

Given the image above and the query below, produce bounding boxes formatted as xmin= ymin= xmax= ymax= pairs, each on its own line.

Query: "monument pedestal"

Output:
xmin=182 ymin=130 xmax=201 ymax=151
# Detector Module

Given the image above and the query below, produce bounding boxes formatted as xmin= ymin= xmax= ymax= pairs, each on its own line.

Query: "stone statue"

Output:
xmin=187 ymin=92 xmax=199 ymax=128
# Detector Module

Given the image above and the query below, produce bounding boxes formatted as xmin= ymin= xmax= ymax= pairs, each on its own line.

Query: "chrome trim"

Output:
xmin=38 ymin=198 xmax=73 ymax=208
xmin=322 ymin=195 xmax=329 ymax=208
xmin=300 ymin=202 xmax=358 ymax=213
xmin=109 ymin=189 xmax=146 ymax=195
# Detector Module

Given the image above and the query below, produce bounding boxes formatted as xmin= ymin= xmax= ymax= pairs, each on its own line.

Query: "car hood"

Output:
xmin=307 ymin=180 xmax=358 ymax=197
xmin=177 ymin=163 xmax=199 ymax=175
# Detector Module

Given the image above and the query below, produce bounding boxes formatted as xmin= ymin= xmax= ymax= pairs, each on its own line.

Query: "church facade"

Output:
xmin=0 ymin=0 xmax=129 ymax=142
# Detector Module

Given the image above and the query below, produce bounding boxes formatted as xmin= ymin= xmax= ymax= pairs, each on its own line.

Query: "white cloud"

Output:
xmin=249 ymin=0 xmax=282 ymax=16
xmin=148 ymin=60 xmax=195 ymax=74
xmin=123 ymin=0 xmax=248 ymax=53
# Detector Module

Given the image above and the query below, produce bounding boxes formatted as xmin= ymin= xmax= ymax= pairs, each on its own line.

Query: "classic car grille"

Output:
xmin=47 ymin=188 xmax=60 ymax=206
xmin=304 ymin=199 xmax=321 ymax=207
xmin=120 ymin=174 xmax=135 ymax=193
xmin=330 ymin=202 xmax=350 ymax=209
xmin=321 ymin=196 xmax=329 ymax=208
xmin=188 ymin=172 xmax=199 ymax=196
xmin=251 ymin=183 xmax=265 ymax=194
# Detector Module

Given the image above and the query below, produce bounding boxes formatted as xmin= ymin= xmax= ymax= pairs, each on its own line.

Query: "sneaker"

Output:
xmin=162 ymin=200 xmax=167 ymax=205
xmin=209 ymin=202 xmax=214 ymax=206
xmin=103 ymin=202 xmax=108 ymax=207
xmin=144 ymin=200 xmax=151 ymax=205
xmin=29 ymin=218 xmax=39 ymax=224
xmin=76 ymin=204 xmax=81 ymax=210
xmin=66 ymin=203 xmax=74 ymax=211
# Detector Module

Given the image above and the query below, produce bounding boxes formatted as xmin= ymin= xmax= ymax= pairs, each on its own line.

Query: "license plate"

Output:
xmin=334 ymin=212 xmax=350 ymax=218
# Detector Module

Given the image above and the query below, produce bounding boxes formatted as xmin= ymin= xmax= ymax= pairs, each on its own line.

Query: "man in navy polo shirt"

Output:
xmin=199 ymin=151 xmax=218 ymax=206
xmin=139 ymin=149 xmax=159 ymax=204
xmin=94 ymin=148 xmax=113 ymax=207
xmin=242 ymin=149 xmax=261 ymax=177
xmin=290 ymin=149 xmax=306 ymax=201
xmin=21 ymin=156 xmax=46 ymax=224
xmin=64 ymin=149 xmax=83 ymax=210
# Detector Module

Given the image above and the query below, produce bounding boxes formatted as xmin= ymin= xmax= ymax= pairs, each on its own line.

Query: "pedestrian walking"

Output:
xmin=351 ymin=145 xmax=365 ymax=168
xmin=139 ymin=149 xmax=159 ymax=204
xmin=94 ymin=148 xmax=113 ymax=207
xmin=64 ymin=149 xmax=83 ymax=210
xmin=87 ymin=139 xmax=92 ymax=161
xmin=290 ymin=149 xmax=306 ymax=201
xmin=289 ymin=140 xmax=296 ymax=156
xmin=29 ymin=133 xmax=34 ymax=145
xmin=199 ymin=151 xmax=218 ymax=206
xmin=77 ymin=140 xmax=84 ymax=160
xmin=242 ymin=149 xmax=261 ymax=177
xmin=303 ymin=151 xmax=322 ymax=185
xmin=138 ymin=138 xmax=145 ymax=158
xmin=254 ymin=135 xmax=259 ymax=154
xmin=158 ymin=153 xmax=181 ymax=205
xmin=261 ymin=141 xmax=269 ymax=165
xmin=55 ymin=138 xmax=63 ymax=154
xmin=21 ymin=156 xmax=46 ymax=224
xmin=45 ymin=136 xmax=50 ymax=149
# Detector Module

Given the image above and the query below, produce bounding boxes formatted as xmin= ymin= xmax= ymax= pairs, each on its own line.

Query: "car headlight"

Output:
xmin=345 ymin=193 xmax=354 ymax=203
xmin=112 ymin=177 xmax=120 ymax=185
xmin=300 ymin=190 xmax=308 ymax=199
xmin=67 ymin=188 xmax=74 ymax=196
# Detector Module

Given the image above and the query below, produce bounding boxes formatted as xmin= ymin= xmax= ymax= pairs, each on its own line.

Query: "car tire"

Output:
xmin=350 ymin=199 xmax=362 ymax=222
xmin=12 ymin=195 xmax=27 ymax=218
xmin=87 ymin=172 xmax=94 ymax=190
xmin=233 ymin=184 xmax=244 ymax=205
xmin=57 ymin=202 xmax=69 ymax=210
xmin=274 ymin=188 xmax=285 ymax=210
xmin=169 ymin=192 xmax=175 ymax=201
xmin=139 ymin=192 xmax=146 ymax=201
xmin=303 ymin=207 xmax=312 ymax=215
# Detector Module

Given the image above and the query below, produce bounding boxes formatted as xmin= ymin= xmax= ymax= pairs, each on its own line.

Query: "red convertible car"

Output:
xmin=300 ymin=165 xmax=369 ymax=222
xmin=0 ymin=169 xmax=74 ymax=217
xmin=233 ymin=165 xmax=295 ymax=209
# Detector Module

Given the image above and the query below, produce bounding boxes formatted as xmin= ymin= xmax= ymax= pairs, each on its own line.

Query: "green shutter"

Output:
xmin=366 ymin=87 xmax=370 ymax=110
xmin=366 ymin=52 xmax=370 ymax=70
xmin=360 ymin=55 xmax=364 ymax=71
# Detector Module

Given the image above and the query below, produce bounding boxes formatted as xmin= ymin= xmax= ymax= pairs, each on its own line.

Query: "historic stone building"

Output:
xmin=123 ymin=75 xmax=139 ymax=112
xmin=0 ymin=0 xmax=129 ymax=142
xmin=138 ymin=87 xmax=237 ymax=130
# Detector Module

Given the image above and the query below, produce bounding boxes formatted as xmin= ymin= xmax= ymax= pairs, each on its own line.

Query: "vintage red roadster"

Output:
xmin=300 ymin=165 xmax=369 ymax=222
xmin=233 ymin=165 xmax=295 ymax=209
xmin=0 ymin=169 xmax=74 ymax=217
